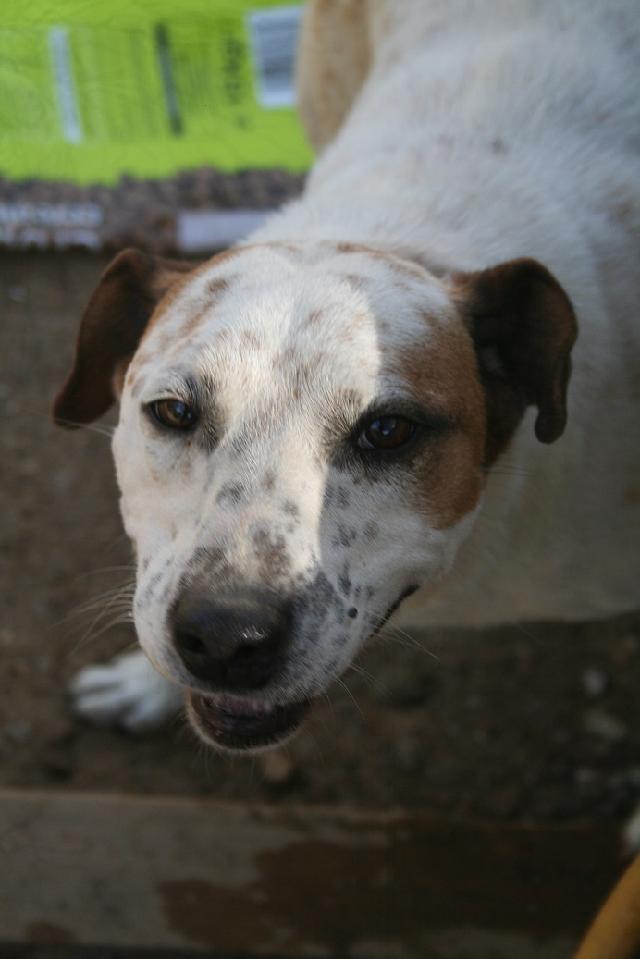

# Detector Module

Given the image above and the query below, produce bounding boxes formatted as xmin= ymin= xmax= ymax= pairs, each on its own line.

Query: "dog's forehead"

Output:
xmin=132 ymin=244 xmax=453 ymax=405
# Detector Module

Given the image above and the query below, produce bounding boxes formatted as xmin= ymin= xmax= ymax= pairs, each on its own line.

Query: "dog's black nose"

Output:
xmin=173 ymin=590 xmax=291 ymax=690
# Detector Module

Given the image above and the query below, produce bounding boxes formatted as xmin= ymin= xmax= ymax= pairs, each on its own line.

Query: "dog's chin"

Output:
xmin=186 ymin=691 xmax=311 ymax=752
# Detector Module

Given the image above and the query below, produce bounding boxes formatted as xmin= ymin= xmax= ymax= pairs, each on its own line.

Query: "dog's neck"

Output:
xmin=253 ymin=144 xmax=484 ymax=277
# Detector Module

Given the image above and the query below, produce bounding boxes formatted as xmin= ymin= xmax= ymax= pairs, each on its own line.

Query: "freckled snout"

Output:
xmin=172 ymin=589 xmax=292 ymax=692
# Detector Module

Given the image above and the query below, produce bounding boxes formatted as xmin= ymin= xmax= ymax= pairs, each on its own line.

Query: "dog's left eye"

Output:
xmin=149 ymin=398 xmax=197 ymax=430
xmin=357 ymin=415 xmax=416 ymax=451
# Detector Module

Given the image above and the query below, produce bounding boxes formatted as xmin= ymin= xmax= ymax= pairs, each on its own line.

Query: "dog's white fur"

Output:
xmin=70 ymin=0 xmax=639 ymax=792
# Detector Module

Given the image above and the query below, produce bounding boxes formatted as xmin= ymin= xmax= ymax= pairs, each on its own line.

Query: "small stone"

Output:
xmin=575 ymin=767 xmax=598 ymax=786
xmin=486 ymin=785 xmax=521 ymax=818
xmin=5 ymin=720 xmax=32 ymax=743
xmin=260 ymin=749 xmax=295 ymax=786
xmin=625 ymin=768 xmax=640 ymax=787
xmin=393 ymin=738 xmax=421 ymax=773
xmin=582 ymin=668 xmax=608 ymax=698
xmin=8 ymin=286 xmax=27 ymax=303
xmin=19 ymin=458 xmax=38 ymax=476
xmin=53 ymin=470 xmax=73 ymax=493
xmin=583 ymin=707 xmax=627 ymax=743
xmin=44 ymin=759 xmax=72 ymax=783
xmin=36 ymin=654 xmax=53 ymax=674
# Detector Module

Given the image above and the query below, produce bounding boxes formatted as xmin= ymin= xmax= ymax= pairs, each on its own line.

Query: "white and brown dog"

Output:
xmin=55 ymin=0 xmax=639 ymax=759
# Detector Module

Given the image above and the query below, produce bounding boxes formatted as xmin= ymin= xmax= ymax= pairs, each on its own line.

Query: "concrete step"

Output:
xmin=0 ymin=789 xmax=624 ymax=958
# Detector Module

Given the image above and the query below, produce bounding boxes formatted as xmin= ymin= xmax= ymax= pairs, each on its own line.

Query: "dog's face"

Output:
xmin=55 ymin=242 xmax=576 ymax=750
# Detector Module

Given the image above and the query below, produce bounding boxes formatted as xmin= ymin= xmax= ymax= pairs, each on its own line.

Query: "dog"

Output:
xmin=54 ymin=0 xmax=639 ymax=764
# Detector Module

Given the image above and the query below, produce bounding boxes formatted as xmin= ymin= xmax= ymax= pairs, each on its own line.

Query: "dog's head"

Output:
xmin=54 ymin=242 xmax=576 ymax=750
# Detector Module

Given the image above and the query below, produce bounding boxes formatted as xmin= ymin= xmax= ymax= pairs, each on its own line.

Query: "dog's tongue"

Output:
xmin=188 ymin=691 xmax=309 ymax=749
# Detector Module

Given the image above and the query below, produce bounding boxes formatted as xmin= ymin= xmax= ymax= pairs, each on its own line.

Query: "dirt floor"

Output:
xmin=1 ymin=250 xmax=639 ymax=825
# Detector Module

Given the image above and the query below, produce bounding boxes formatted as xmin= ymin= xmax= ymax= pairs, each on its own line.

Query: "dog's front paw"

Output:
xmin=69 ymin=650 xmax=184 ymax=731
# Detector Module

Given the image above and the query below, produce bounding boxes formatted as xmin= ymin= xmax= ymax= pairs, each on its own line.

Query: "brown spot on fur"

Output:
xmin=263 ymin=470 xmax=276 ymax=492
xmin=128 ymin=346 xmax=153 ymax=373
xmin=216 ymin=482 xmax=245 ymax=507
xmin=187 ymin=546 xmax=232 ymax=582
xmin=203 ymin=241 xmax=298 ymax=267
xmin=143 ymin=258 xmax=199 ymax=335
xmin=125 ymin=367 xmax=143 ymax=397
xmin=334 ymin=241 xmax=427 ymax=281
xmin=268 ymin=240 xmax=300 ymax=254
xmin=252 ymin=528 xmax=291 ymax=582
xmin=490 ymin=137 xmax=509 ymax=155
xmin=396 ymin=322 xmax=486 ymax=529
xmin=112 ymin=355 xmax=133 ymax=398
xmin=304 ymin=308 xmax=325 ymax=328
xmin=336 ymin=241 xmax=366 ymax=254
xmin=207 ymin=275 xmax=231 ymax=297
xmin=336 ymin=487 xmax=351 ymax=509
xmin=141 ymin=246 xmax=245 ymax=338
xmin=203 ymin=247 xmax=244 ymax=269
xmin=272 ymin=346 xmax=294 ymax=373
xmin=363 ymin=521 xmax=379 ymax=543
xmin=337 ymin=561 xmax=352 ymax=596
xmin=342 ymin=273 xmax=370 ymax=290
xmin=240 ymin=328 xmax=263 ymax=349
xmin=152 ymin=275 xmax=233 ymax=344
xmin=180 ymin=278 xmax=231 ymax=337
xmin=292 ymin=363 xmax=312 ymax=399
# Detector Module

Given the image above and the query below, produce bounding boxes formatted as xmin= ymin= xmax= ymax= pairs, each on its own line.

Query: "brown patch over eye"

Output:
xmin=358 ymin=415 xmax=416 ymax=451
xmin=395 ymin=322 xmax=487 ymax=528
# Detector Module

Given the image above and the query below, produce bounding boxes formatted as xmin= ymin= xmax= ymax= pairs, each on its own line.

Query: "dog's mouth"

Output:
xmin=187 ymin=691 xmax=311 ymax=751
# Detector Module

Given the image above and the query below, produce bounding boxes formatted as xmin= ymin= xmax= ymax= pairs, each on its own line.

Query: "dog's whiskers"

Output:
xmin=68 ymin=613 xmax=135 ymax=658
xmin=73 ymin=565 xmax=137 ymax=580
xmin=322 ymin=690 xmax=336 ymax=718
xmin=301 ymin=714 xmax=326 ymax=764
xmin=377 ymin=624 xmax=440 ymax=662
xmin=333 ymin=675 xmax=364 ymax=717
xmin=16 ymin=404 xmax=117 ymax=439
xmin=347 ymin=661 xmax=385 ymax=694
xmin=61 ymin=579 xmax=136 ymax=657
xmin=54 ymin=583 xmax=135 ymax=630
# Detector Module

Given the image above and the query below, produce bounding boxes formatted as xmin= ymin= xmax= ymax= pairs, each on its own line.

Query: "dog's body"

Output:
xmin=264 ymin=0 xmax=640 ymax=628
xmin=60 ymin=0 xmax=639 ymax=746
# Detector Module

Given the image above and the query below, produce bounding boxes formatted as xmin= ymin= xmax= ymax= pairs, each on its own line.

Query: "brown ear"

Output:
xmin=453 ymin=258 xmax=578 ymax=463
xmin=53 ymin=249 xmax=194 ymax=427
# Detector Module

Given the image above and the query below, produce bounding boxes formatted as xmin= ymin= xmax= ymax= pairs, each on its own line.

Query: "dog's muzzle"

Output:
xmin=173 ymin=587 xmax=310 ymax=749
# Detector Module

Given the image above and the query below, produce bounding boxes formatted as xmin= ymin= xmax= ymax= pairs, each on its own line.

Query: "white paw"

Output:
xmin=69 ymin=650 xmax=184 ymax=731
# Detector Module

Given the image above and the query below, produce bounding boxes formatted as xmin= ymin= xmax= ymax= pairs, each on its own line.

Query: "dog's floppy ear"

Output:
xmin=453 ymin=258 xmax=578 ymax=463
xmin=53 ymin=249 xmax=193 ymax=428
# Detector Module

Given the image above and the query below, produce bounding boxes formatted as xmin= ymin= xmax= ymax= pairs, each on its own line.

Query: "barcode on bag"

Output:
xmin=247 ymin=5 xmax=302 ymax=108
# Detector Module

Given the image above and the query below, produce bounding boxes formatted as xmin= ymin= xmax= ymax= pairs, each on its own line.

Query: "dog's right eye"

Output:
xmin=148 ymin=399 xmax=197 ymax=431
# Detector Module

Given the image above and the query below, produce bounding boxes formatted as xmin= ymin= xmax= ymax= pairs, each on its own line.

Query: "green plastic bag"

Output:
xmin=0 ymin=0 xmax=311 ymax=252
